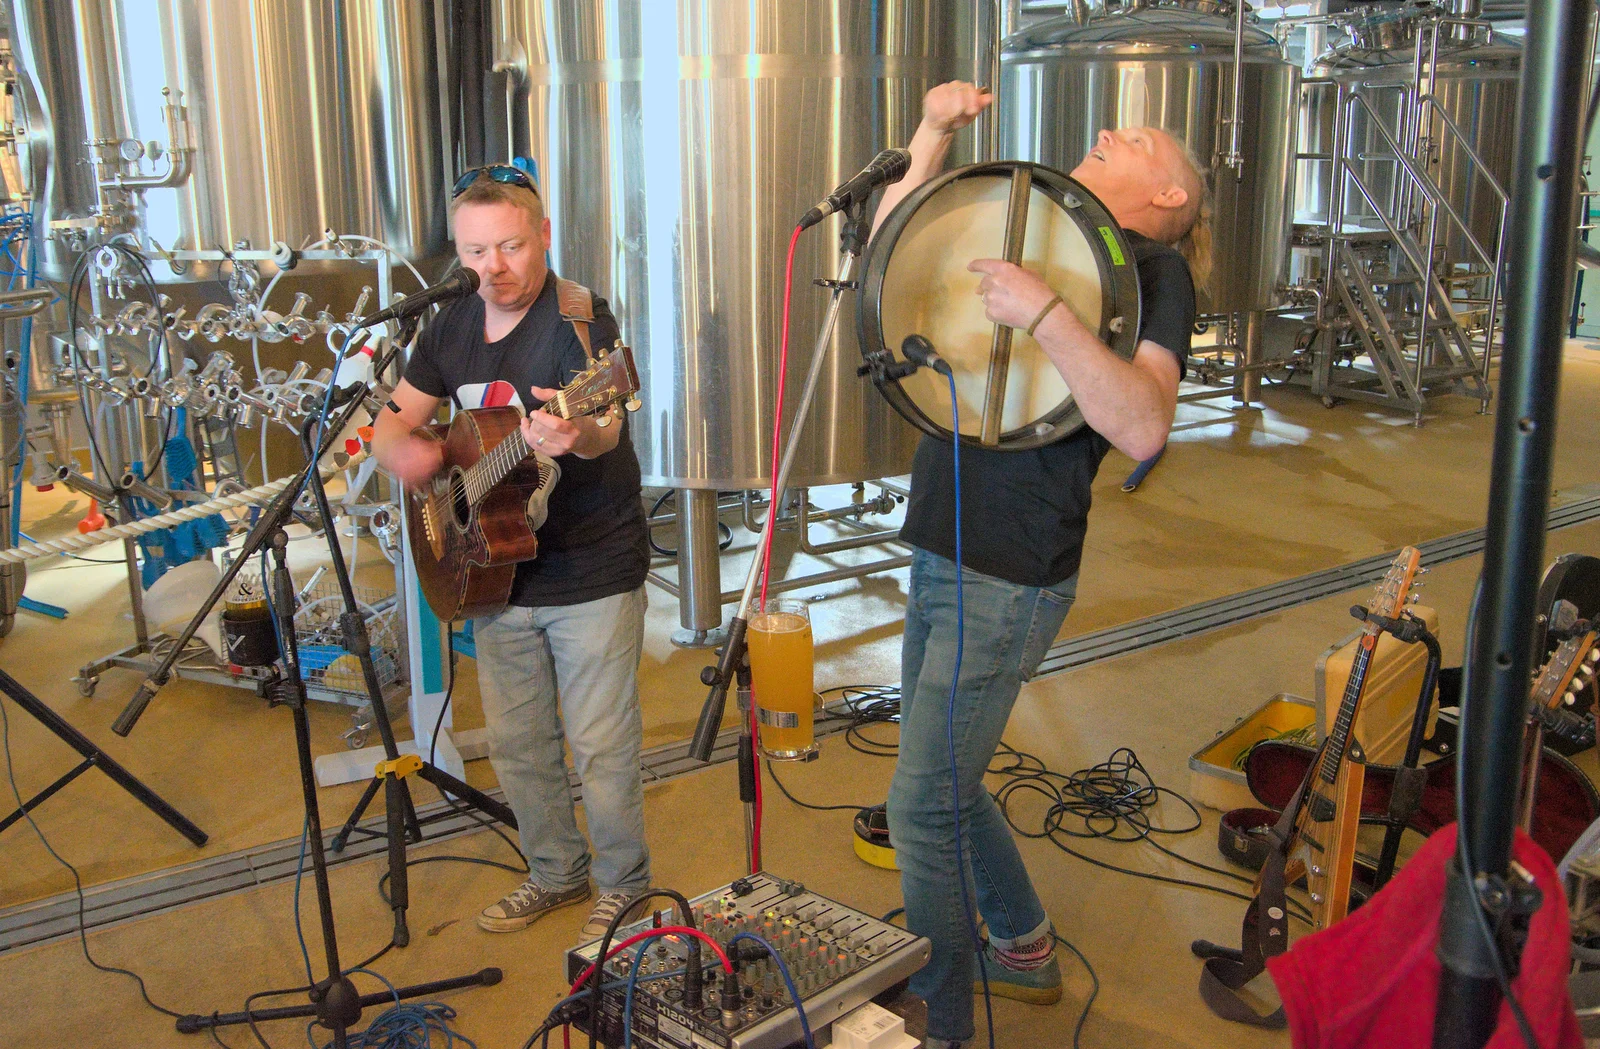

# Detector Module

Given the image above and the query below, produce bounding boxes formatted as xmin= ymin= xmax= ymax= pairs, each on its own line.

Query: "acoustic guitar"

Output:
xmin=1246 ymin=626 xmax=1600 ymax=869
xmin=1280 ymin=546 xmax=1421 ymax=929
xmin=405 ymin=345 xmax=641 ymax=621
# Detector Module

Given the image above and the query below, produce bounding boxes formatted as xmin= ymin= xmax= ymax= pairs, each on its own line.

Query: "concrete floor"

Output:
xmin=4 ymin=355 xmax=1600 ymax=1048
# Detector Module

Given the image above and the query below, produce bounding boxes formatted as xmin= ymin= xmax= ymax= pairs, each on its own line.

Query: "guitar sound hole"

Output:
xmin=449 ymin=471 xmax=471 ymax=529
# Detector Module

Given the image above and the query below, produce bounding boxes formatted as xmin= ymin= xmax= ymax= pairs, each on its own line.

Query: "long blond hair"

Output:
xmin=1170 ymin=139 xmax=1213 ymax=293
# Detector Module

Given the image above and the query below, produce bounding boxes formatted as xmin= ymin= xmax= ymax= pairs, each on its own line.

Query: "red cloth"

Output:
xmin=1266 ymin=823 xmax=1582 ymax=1049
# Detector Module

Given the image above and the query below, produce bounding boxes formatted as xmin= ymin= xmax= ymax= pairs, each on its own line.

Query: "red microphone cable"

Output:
xmin=747 ymin=223 xmax=805 ymax=872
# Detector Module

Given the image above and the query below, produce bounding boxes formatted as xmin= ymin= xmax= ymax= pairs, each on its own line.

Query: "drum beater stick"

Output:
xmin=688 ymin=201 xmax=873 ymax=871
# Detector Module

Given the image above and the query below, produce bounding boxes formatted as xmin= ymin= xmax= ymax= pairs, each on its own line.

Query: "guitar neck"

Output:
xmin=1318 ymin=629 xmax=1377 ymax=783
xmin=461 ymin=394 xmax=590 ymax=504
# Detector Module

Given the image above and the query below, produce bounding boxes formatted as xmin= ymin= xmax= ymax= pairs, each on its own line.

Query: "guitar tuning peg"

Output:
xmin=625 ymin=397 xmax=641 ymax=412
xmin=1407 ymin=592 xmax=1420 ymax=603
xmin=1417 ymin=566 xmax=1430 ymax=574
xmin=1586 ymin=650 xmax=1600 ymax=663
xmin=595 ymin=413 xmax=613 ymax=428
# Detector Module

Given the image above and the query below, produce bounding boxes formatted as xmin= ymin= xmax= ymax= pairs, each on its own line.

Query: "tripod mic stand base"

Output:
xmin=173 ymin=967 xmax=504 ymax=1035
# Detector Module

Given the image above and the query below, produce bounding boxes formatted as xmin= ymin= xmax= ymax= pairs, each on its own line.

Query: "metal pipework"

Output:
xmin=55 ymin=465 xmax=116 ymax=504
xmin=194 ymin=303 xmax=230 ymax=342
xmin=1223 ymin=0 xmax=1247 ymax=174
xmin=0 ymin=287 xmax=54 ymax=322
xmin=275 ymin=292 xmax=317 ymax=343
xmin=96 ymin=87 xmax=194 ymax=193
xmin=119 ymin=471 xmax=173 ymax=511
xmin=673 ymin=489 xmax=725 ymax=644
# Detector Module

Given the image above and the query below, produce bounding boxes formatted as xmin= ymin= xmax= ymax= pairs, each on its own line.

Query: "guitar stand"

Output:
xmin=1348 ymin=605 xmax=1443 ymax=892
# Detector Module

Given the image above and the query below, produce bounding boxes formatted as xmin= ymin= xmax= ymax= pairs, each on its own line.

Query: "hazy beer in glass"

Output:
xmin=749 ymin=599 xmax=817 ymax=760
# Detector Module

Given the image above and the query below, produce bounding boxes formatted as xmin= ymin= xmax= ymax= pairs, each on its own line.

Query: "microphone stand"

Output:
xmin=104 ymin=317 xmax=506 ymax=1039
xmin=1432 ymin=0 xmax=1588 ymax=1045
xmin=688 ymin=199 xmax=872 ymax=872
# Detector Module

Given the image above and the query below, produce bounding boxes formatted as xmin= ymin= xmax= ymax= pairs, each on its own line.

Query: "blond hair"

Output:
xmin=448 ymin=173 xmax=545 ymax=232
xmin=1167 ymin=137 xmax=1213 ymax=294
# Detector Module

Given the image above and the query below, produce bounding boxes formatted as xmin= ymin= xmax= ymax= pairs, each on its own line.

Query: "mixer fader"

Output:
xmin=565 ymin=873 xmax=930 ymax=1049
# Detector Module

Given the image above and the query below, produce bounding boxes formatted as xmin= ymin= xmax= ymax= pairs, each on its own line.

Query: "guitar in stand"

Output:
xmin=1195 ymin=546 xmax=1422 ymax=1028
xmin=1243 ymin=626 xmax=1600 ymax=879
xmin=1520 ymin=625 xmax=1600 ymax=831
xmin=406 ymin=344 xmax=640 ymax=621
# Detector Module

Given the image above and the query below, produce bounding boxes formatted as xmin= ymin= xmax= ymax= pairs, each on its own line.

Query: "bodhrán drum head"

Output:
xmin=858 ymin=162 xmax=1142 ymax=451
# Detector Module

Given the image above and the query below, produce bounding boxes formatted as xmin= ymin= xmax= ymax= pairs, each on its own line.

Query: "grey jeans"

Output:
xmin=472 ymin=586 xmax=651 ymax=895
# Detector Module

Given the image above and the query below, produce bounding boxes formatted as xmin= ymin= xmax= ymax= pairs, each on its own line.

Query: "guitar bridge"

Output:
xmin=1308 ymin=795 xmax=1336 ymax=822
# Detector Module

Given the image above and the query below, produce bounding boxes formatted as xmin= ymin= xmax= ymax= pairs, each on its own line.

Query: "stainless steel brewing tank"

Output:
xmin=1000 ymin=4 xmax=1300 ymax=315
xmin=494 ymin=1 xmax=979 ymax=490
xmin=1296 ymin=22 xmax=1519 ymax=260
xmin=9 ymin=0 xmax=448 ymax=283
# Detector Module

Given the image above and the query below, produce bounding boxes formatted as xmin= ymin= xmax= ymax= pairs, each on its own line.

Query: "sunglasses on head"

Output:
xmin=452 ymin=164 xmax=540 ymax=199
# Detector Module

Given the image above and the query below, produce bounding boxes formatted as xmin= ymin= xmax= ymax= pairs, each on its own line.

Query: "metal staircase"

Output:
xmin=1322 ymin=233 xmax=1488 ymax=415
xmin=1310 ymin=58 xmax=1508 ymax=423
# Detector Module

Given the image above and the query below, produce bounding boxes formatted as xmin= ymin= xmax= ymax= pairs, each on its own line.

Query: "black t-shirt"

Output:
xmin=403 ymin=273 xmax=649 ymax=607
xmin=899 ymin=231 xmax=1195 ymax=588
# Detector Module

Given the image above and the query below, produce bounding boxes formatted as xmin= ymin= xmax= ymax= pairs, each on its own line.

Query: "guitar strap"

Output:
xmin=555 ymin=277 xmax=597 ymax=362
xmin=1196 ymin=776 xmax=1305 ymax=1029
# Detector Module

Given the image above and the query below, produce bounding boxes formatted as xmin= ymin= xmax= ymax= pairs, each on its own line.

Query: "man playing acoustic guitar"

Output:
xmin=374 ymin=166 xmax=652 ymax=942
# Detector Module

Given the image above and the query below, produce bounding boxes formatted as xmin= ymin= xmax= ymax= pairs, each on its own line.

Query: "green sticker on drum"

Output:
xmin=1098 ymin=226 xmax=1126 ymax=266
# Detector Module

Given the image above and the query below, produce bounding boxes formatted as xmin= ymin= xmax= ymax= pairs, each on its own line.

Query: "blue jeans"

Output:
xmin=472 ymin=586 xmax=651 ymax=896
xmin=888 ymin=549 xmax=1077 ymax=1042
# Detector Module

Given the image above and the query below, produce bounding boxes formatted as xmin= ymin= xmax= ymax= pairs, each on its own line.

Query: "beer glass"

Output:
xmin=748 ymin=598 xmax=817 ymax=761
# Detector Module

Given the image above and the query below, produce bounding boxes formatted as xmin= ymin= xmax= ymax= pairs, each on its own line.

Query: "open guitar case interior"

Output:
xmin=1215 ymin=553 xmax=1600 ymax=897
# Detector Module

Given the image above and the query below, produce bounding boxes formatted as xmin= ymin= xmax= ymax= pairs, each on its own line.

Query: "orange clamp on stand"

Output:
xmin=375 ymin=754 xmax=422 ymax=780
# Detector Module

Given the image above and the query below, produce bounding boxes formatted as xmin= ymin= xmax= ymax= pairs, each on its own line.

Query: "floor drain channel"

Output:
xmin=1033 ymin=495 xmax=1600 ymax=679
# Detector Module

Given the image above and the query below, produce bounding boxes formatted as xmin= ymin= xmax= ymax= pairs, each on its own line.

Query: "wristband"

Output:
xmin=1026 ymin=295 xmax=1064 ymax=338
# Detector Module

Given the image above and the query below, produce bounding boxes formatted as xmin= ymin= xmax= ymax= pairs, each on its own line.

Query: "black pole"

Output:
xmin=1433 ymin=1 xmax=1590 ymax=1045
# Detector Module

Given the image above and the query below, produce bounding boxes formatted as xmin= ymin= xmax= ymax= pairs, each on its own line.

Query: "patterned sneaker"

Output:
xmin=973 ymin=940 xmax=1062 ymax=1005
xmin=477 ymin=880 xmax=591 ymax=933
xmin=581 ymin=891 xmax=650 ymax=941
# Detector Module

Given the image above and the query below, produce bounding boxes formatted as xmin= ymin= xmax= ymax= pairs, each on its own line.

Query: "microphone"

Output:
xmin=355 ymin=268 xmax=480 ymax=328
xmin=798 ymin=149 xmax=913 ymax=231
xmin=902 ymin=334 xmax=952 ymax=377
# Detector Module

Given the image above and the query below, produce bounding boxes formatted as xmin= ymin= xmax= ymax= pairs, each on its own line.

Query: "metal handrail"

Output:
xmin=1417 ymin=95 xmax=1509 ymax=205
xmin=1415 ymin=93 xmax=1508 ymax=378
xmin=1339 ymin=93 xmax=1495 ymax=392
xmin=1344 ymin=92 xmax=1495 ymax=271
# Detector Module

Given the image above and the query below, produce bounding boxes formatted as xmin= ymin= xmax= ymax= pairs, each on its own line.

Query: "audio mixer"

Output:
xmin=564 ymin=873 xmax=930 ymax=1049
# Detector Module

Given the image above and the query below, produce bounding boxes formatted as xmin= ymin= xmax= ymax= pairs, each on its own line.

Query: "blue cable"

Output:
xmin=307 ymin=968 xmax=479 ymax=1049
xmin=301 ymin=325 xmax=362 ymax=501
xmin=727 ymin=933 xmax=814 ymax=1049
xmin=293 ymin=813 xmax=314 ymax=984
xmin=944 ymin=368 xmax=995 ymax=1049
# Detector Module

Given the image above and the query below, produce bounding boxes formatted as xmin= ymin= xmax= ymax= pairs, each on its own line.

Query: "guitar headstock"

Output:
xmin=1530 ymin=629 xmax=1600 ymax=713
xmin=1368 ymin=546 xmax=1422 ymax=621
xmin=554 ymin=344 xmax=643 ymax=423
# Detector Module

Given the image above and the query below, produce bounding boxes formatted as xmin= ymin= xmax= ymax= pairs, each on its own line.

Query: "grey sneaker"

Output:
xmin=581 ymin=891 xmax=650 ymax=940
xmin=477 ymin=880 xmax=591 ymax=933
